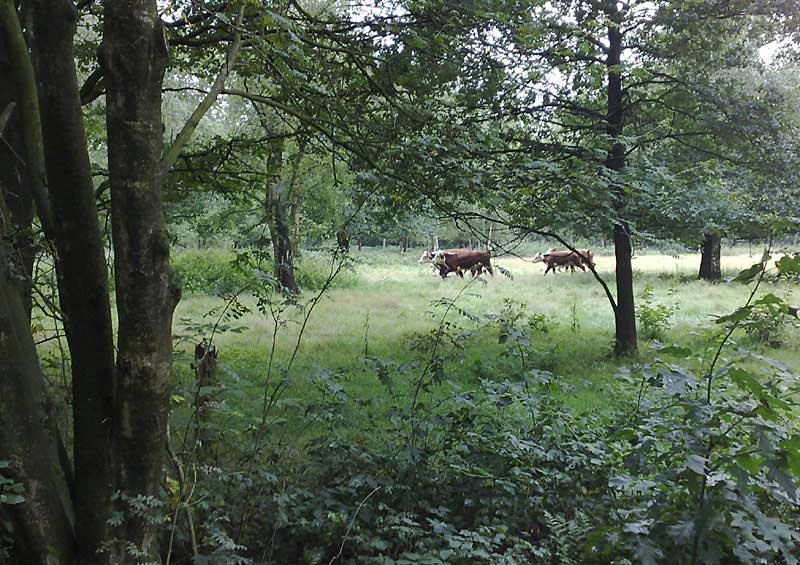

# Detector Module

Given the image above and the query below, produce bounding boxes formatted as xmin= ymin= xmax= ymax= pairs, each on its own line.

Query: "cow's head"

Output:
xmin=531 ymin=252 xmax=545 ymax=264
xmin=431 ymin=250 xmax=451 ymax=266
xmin=418 ymin=250 xmax=434 ymax=264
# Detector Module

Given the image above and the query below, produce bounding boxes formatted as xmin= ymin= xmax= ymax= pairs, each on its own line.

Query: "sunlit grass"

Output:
xmin=172 ymin=245 xmax=800 ymax=421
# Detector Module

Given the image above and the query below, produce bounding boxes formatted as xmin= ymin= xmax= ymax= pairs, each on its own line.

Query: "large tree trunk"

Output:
xmin=698 ymin=232 xmax=721 ymax=281
xmin=605 ymin=1 xmax=637 ymax=355
xmin=0 ymin=237 xmax=76 ymax=565
xmin=31 ymin=2 xmax=117 ymax=560
xmin=0 ymin=0 xmax=55 ymax=238
xmin=103 ymin=1 xmax=176 ymax=559
xmin=0 ymin=46 xmax=34 ymax=317
xmin=265 ymin=139 xmax=299 ymax=293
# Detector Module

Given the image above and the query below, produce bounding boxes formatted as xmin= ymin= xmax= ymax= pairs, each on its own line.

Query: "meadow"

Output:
xmin=172 ymin=244 xmax=800 ymax=417
xmin=160 ymin=244 xmax=800 ymax=562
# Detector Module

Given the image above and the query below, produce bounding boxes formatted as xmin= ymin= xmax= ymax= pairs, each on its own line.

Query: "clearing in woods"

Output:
xmin=172 ymin=245 xmax=800 ymax=419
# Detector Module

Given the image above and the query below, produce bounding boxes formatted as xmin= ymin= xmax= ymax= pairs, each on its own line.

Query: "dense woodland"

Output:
xmin=2 ymin=0 xmax=800 ymax=563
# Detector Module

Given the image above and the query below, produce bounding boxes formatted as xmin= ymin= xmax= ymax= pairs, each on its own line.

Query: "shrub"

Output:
xmin=171 ymin=248 xmax=250 ymax=295
xmin=295 ymin=250 xmax=359 ymax=290
xmin=637 ymin=284 xmax=676 ymax=340
xmin=171 ymin=248 xmax=359 ymax=295
xmin=741 ymin=301 xmax=788 ymax=346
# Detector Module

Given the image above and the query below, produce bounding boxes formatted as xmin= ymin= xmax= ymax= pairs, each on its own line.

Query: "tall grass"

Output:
xmin=171 ymin=245 xmax=800 ymax=417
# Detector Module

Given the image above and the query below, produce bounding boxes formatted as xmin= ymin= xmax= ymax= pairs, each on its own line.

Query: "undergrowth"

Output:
xmin=158 ymin=252 xmax=800 ymax=564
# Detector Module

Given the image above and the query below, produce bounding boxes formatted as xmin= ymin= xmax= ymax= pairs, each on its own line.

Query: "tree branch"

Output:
xmin=161 ymin=2 xmax=245 ymax=175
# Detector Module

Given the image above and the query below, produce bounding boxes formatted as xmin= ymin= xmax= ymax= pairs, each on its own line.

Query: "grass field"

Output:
xmin=172 ymin=245 xmax=800 ymax=419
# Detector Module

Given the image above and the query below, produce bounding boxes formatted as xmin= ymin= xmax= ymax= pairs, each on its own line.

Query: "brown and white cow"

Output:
xmin=532 ymin=248 xmax=595 ymax=275
xmin=419 ymin=248 xmax=457 ymax=278
xmin=432 ymin=249 xmax=493 ymax=279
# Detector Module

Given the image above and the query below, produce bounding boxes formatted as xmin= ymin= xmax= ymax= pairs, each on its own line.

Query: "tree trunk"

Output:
xmin=0 ymin=39 xmax=34 ymax=318
xmin=31 ymin=2 xmax=117 ymax=559
xmin=193 ymin=341 xmax=218 ymax=429
xmin=606 ymin=1 xmax=637 ymax=355
xmin=0 ymin=0 xmax=55 ymax=238
xmin=265 ymin=139 xmax=298 ymax=293
xmin=698 ymin=232 xmax=721 ymax=281
xmin=613 ymin=223 xmax=637 ymax=354
xmin=0 ymin=237 xmax=76 ymax=565
xmin=103 ymin=1 xmax=176 ymax=560
xmin=287 ymin=146 xmax=304 ymax=258
xmin=431 ymin=235 xmax=438 ymax=250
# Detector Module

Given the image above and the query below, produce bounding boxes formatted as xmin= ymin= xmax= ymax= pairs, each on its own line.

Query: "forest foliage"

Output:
xmin=2 ymin=0 xmax=800 ymax=563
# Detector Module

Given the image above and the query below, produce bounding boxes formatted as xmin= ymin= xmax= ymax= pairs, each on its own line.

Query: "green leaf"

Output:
xmin=775 ymin=254 xmax=800 ymax=275
xmin=782 ymin=435 xmax=800 ymax=477
xmin=730 ymin=262 xmax=764 ymax=284
xmin=753 ymin=293 xmax=785 ymax=306
xmin=715 ymin=306 xmax=752 ymax=325
xmin=735 ymin=453 xmax=762 ymax=474
xmin=686 ymin=454 xmax=708 ymax=475
xmin=727 ymin=367 xmax=762 ymax=397
xmin=0 ymin=494 xmax=24 ymax=505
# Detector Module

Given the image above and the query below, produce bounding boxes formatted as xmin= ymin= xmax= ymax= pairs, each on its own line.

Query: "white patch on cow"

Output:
xmin=432 ymin=250 xmax=449 ymax=266
xmin=418 ymin=250 xmax=433 ymax=264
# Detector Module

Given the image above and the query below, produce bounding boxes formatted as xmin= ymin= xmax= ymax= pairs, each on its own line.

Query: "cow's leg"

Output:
xmin=544 ymin=263 xmax=553 ymax=275
xmin=438 ymin=265 xmax=449 ymax=278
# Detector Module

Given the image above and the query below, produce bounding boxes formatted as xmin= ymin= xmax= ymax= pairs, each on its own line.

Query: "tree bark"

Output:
xmin=287 ymin=145 xmax=305 ymax=258
xmin=265 ymin=139 xmax=299 ymax=293
xmin=103 ymin=1 xmax=176 ymax=559
xmin=30 ymin=2 xmax=117 ymax=560
xmin=698 ymin=232 xmax=721 ymax=281
xmin=0 ymin=237 xmax=76 ymax=565
xmin=0 ymin=0 xmax=55 ymax=238
xmin=0 ymin=41 xmax=34 ymax=317
xmin=605 ymin=1 xmax=637 ymax=355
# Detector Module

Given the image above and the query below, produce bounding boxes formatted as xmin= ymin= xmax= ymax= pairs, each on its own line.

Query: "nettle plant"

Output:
xmin=597 ymin=251 xmax=800 ymax=563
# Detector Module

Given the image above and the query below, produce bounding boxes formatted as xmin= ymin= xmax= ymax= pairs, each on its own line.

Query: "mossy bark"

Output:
xmin=30 ymin=1 xmax=117 ymax=559
xmin=0 ymin=238 xmax=76 ymax=565
xmin=103 ymin=0 xmax=176 ymax=558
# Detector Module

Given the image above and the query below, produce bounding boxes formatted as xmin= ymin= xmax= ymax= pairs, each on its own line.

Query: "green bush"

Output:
xmin=637 ymin=284 xmax=676 ymax=340
xmin=295 ymin=250 xmax=360 ymax=290
xmin=171 ymin=248 xmax=250 ymax=295
xmin=171 ymin=248 xmax=359 ymax=295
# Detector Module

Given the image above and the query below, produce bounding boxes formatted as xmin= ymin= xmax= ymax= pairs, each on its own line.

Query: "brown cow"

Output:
xmin=419 ymin=248 xmax=459 ymax=278
xmin=419 ymin=248 xmax=484 ymax=278
xmin=432 ymin=249 xmax=493 ymax=279
xmin=532 ymin=248 xmax=595 ymax=275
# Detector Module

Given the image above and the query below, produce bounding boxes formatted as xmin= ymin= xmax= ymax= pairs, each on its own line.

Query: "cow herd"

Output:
xmin=418 ymin=247 xmax=595 ymax=278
